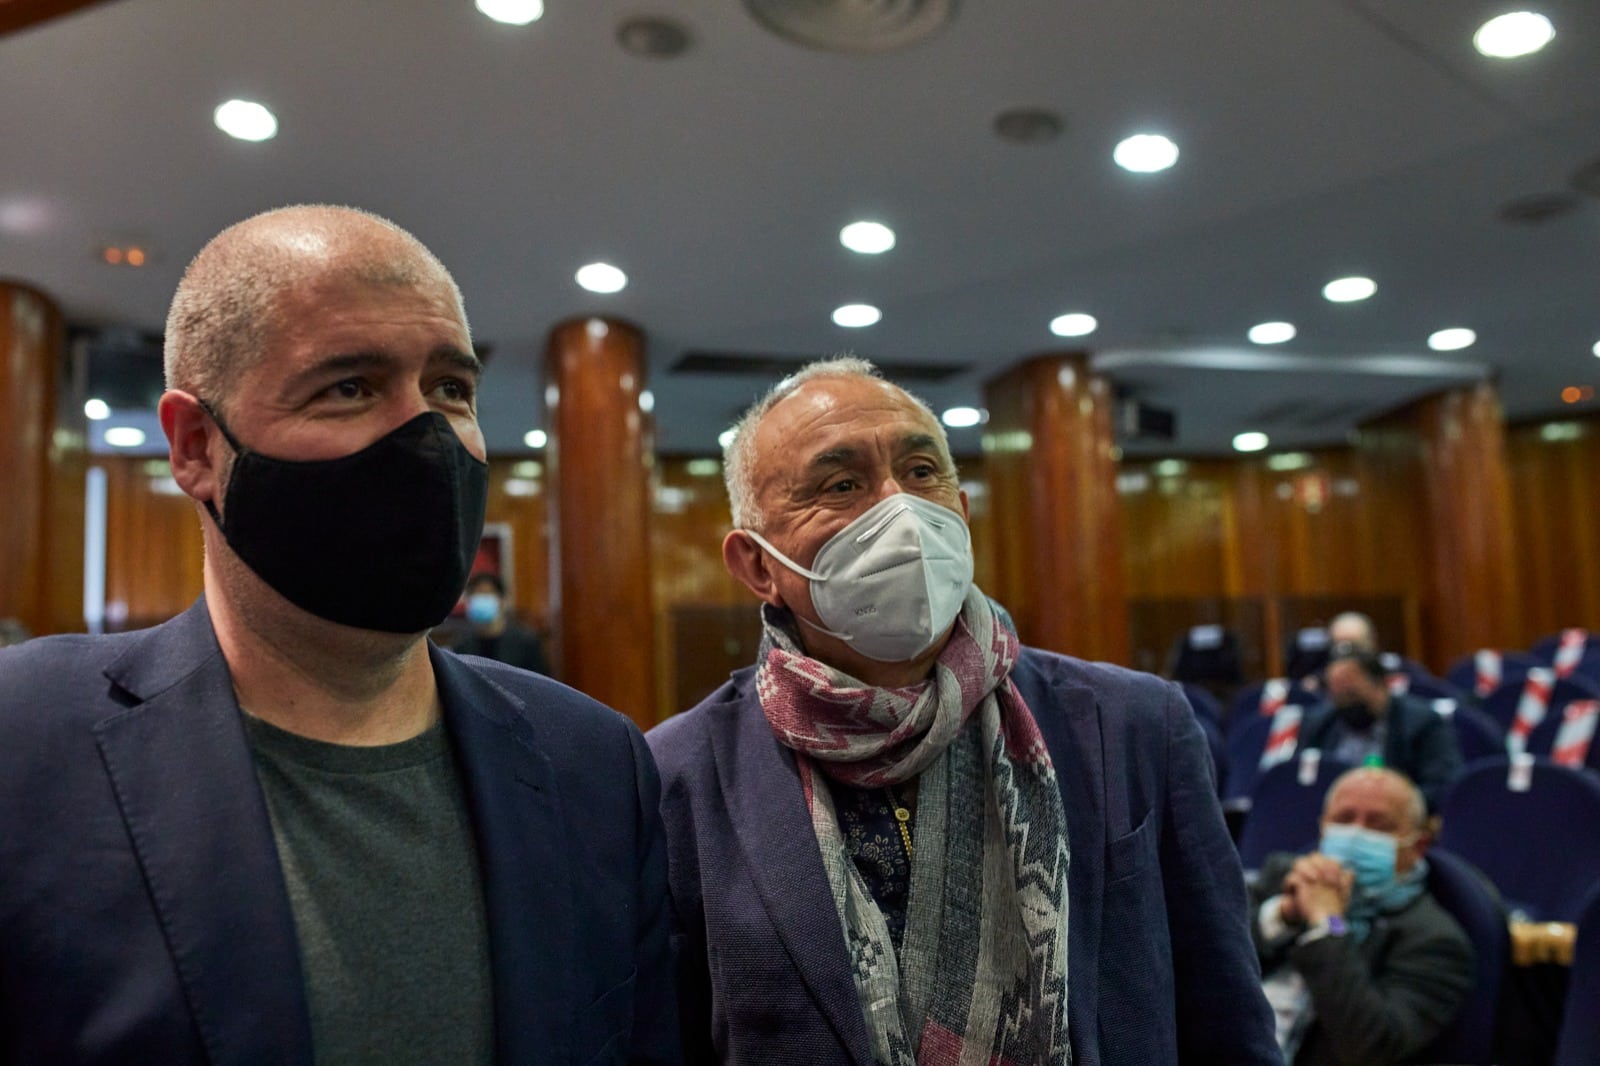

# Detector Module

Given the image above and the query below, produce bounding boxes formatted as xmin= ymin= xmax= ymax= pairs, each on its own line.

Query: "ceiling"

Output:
xmin=2 ymin=0 xmax=1597 ymax=459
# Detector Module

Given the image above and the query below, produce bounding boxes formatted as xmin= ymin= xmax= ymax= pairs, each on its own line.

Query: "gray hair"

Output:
xmin=163 ymin=204 xmax=466 ymax=412
xmin=720 ymin=356 xmax=945 ymax=531
xmin=1324 ymin=766 xmax=1427 ymax=832
xmin=1329 ymin=611 xmax=1378 ymax=651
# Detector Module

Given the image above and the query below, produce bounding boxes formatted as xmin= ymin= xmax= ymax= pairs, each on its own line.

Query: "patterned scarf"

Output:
xmin=756 ymin=586 xmax=1071 ymax=1066
xmin=1346 ymin=858 xmax=1430 ymax=942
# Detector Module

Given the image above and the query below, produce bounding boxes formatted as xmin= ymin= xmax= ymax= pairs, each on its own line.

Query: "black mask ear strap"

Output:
xmin=196 ymin=398 xmax=243 ymax=528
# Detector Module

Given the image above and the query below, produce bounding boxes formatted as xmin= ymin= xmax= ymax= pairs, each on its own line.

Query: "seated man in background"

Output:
xmin=1252 ymin=766 xmax=1474 ymax=1065
xmin=1300 ymin=644 xmax=1463 ymax=810
xmin=649 ymin=357 xmax=1278 ymax=1064
xmin=1327 ymin=611 xmax=1379 ymax=653
xmin=454 ymin=571 xmax=550 ymax=675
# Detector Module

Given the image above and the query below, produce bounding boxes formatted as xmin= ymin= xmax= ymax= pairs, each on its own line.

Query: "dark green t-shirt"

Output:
xmin=243 ymin=712 xmax=494 ymax=1065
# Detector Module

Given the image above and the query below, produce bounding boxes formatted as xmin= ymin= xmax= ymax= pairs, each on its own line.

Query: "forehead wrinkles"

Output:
xmin=756 ymin=380 xmax=942 ymax=473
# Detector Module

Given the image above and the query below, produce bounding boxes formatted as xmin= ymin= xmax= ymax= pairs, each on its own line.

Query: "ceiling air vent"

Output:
xmin=1497 ymin=192 xmax=1583 ymax=225
xmin=743 ymin=0 xmax=955 ymax=54
xmin=1571 ymin=155 xmax=1600 ymax=200
xmin=672 ymin=350 xmax=966 ymax=382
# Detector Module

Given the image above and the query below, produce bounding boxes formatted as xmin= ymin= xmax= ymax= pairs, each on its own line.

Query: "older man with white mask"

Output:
xmin=648 ymin=357 xmax=1277 ymax=1065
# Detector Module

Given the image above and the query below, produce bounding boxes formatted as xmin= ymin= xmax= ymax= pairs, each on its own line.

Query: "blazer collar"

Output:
xmin=430 ymin=646 xmax=574 ymax=1065
xmin=95 ymin=598 xmax=314 ymax=1066
xmin=709 ymin=672 xmax=875 ymax=1066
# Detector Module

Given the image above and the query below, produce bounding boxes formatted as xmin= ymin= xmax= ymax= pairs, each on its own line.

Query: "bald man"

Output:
xmin=1252 ymin=767 xmax=1473 ymax=1065
xmin=649 ymin=358 xmax=1277 ymax=1064
xmin=0 ymin=206 xmax=678 ymax=1065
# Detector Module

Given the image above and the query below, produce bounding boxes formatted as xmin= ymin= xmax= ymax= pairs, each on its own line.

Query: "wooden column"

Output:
xmin=983 ymin=353 xmax=1129 ymax=664
xmin=544 ymin=317 xmax=658 ymax=727
xmin=0 ymin=280 xmax=82 ymax=636
xmin=1358 ymin=382 xmax=1519 ymax=669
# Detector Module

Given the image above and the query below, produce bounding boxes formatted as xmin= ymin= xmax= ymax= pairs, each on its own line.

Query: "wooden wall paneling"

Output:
xmin=1505 ymin=416 xmax=1600 ymax=642
xmin=0 ymin=283 xmax=69 ymax=634
xmin=100 ymin=457 xmax=204 ymax=630
xmin=481 ymin=456 xmax=551 ymax=634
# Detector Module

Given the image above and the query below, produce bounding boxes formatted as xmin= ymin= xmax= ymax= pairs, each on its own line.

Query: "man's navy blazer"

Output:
xmin=0 ymin=600 xmax=679 ymax=1065
xmin=647 ymin=647 xmax=1280 ymax=1065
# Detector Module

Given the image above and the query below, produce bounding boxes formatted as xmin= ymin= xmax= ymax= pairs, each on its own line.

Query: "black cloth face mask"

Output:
xmin=1335 ymin=700 xmax=1379 ymax=732
xmin=201 ymin=402 xmax=488 ymax=634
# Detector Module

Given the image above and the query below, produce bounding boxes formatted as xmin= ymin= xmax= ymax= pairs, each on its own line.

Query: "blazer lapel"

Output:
xmin=710 ymin=688 xmax=875 ymax=1065
xmin=1026 ymin=667 xmax=1107 ymax=1061
xmin=432 ymin=647 xmax=573 ymax=1066
xmin=94 ymin=600 xmax=313 ymax=1066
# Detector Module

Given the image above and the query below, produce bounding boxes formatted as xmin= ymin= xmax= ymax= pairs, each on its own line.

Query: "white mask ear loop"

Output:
xmin=741 ymin=529 xmax=826 ymax=581
xmin=740 ymin=529 xmax=855 ymax=644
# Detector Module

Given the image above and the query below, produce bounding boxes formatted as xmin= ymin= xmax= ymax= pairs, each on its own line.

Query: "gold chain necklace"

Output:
xmin=884 ymin=785 xmax=914 ymax=861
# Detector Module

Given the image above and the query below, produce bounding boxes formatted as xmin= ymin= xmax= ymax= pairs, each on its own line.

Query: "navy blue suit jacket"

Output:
xmin=0 ymin=600 xmax=678 ymax=1065
xmin=647 ymin=647 xmax=1278 ymax=1065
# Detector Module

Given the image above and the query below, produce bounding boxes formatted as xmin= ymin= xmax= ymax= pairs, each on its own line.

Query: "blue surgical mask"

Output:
xmin=1319 ymin=823 xmax=1400 ymax=890
xmin=465 ymin=592 xmax=501 ymax=626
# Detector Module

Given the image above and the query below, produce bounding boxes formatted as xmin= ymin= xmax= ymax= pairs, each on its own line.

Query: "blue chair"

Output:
xmin=1394 ymin=673 xmax=1473 ymax=704
xmin=1532 ymin=630 xmax=1600 ymax=685
xmin=1480 ymin=673 xmax=1600 ymax=738
xmin=1437 ymin=758 xmax=1600 ymax=921
xmin=1226 ymin=679 xmax=1316 ymax=740
xmin=1554 ymin=883 xmax=1600 ymax=1066
xmin=1180 ymin=682 xmax=1222 ymax=724
xmin=1432 ymin=700 xmax=1505 ymax=764
xmin=1446 ymin=649 xmax=1540 ymax=701
xmin=1235 ymin=753 xmax=1355 ymax=871
xmin=1223 ymin=712 xmax=1276 ymax=807
xmin=1416 ymin=848 xmax=1510 ymax=1065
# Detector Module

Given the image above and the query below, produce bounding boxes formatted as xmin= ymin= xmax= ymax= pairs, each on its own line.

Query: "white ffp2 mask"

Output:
xmin=744 ymin=493 xmax=974 ymax=662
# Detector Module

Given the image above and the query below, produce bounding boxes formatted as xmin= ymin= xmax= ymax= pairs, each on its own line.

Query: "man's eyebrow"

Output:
xmin=431 ymin=346 xmax=484 ymax=379
xmin=804 ymin=446 xmax=860 ymax=473
xmin=285 ymin=351 xmax=398 ymax=389
xmin=897 ymin=432 xmax=942 ymax=454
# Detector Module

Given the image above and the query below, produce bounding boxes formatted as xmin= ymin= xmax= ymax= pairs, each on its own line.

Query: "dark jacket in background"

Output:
xmin=1298 ymin=694 xmax=1464 ymax=810
xmin=455 ymin=620 xmax=550 ymax=676
xmin=1251 ymin=851 xmax=1475 ymax=1066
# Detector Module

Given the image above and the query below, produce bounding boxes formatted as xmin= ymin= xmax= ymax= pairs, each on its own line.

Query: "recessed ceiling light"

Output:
xmin=1428 ymin=327 xmax=1476 ymax=351
xmin=84 ymin=398 xmax=110 ymax=420
xmin=1322 ymin=276 xmax=1376 ymax=303
xmin=523 ymin=429 xmax=548 ymax=448
xmin=718 ymin=428 xmax=737 ymax=450
xmin=832 ymin=303 xmax=881 ymax=328
xmin=1591 ymin=340 xmax=1600 ymax=358
xmin=639 ymin=390 xmax=655 ymax=413
xmin=1232 ymin=431 xmax=1269 ymax=453
xmin=575 ymin=262 xmax=627 ymax=294
xmin=1113 ymin=133 xmax=1179 ymax=173
xmin=213 ymin=99 xmax=278 ymax=142
xmin=840 ymin=221 xmax=895 ymax=254
xmin=477 ymin=0 xmax=544 ymax=26
xmin=1050 ymin=312 xmax=1098 ymax=337
xmin=1248 ymin=321 xmax=1296 ymax=345
xmin=104 ymin=426 xmax=147 ymax=448
xmin=941 ymin=406 xmax=985 ymax=428
xmin=1473 ymin=11 xmax=1554 ymax=58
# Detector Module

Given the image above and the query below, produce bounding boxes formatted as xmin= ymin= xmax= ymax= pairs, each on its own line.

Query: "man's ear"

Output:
xmin=158 ymin=390 xmax=223 ymax=513
xmin=723 ymin=530 xmax=785 ymax=608
xmin=958 ymin=485 xmax=970 ymax=524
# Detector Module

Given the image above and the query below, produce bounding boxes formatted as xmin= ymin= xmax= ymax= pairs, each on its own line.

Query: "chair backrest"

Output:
xmin=1170 ymin=624 xmax=1243 ymax=686
xmin=1226 ymin=679 xmax=1316 ymax=740
xmin=1532 ymin=629 xmax=1600 ymax=684
xmin=1416 ymin=848 xmax=1510 ymax=1065
xmin=1437 ymin=758 xmax=1600 ymax=920
xmin=1554 ymin=883 xmax=1600 ymax=1066
xmin=1432 ymin=700 xmax=1505 ymax=764
xmin=1394 ymin=673 xmax=1473 ymax=703
xmin=1480 ymin=671 xmax=1600 ymax=739
xmin=1235 ymin=752 xmax=1355 ymax=870
xmin=1223 ymin=712 xmax=1275 ymax=804
xmin=1180 ymin=682 xmax=1223 ymax=724
xmin=1446 ymin=649 xmax=1540 ymax=700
